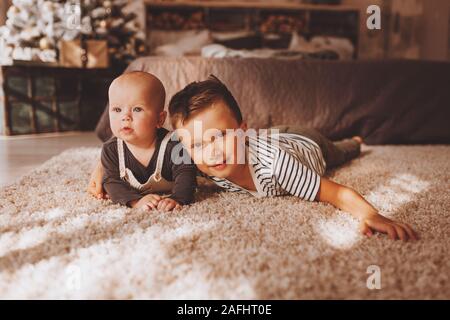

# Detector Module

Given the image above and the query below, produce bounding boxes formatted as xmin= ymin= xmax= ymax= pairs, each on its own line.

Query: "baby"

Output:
xmin=168 ymin=75 xmax=418 ymax=241
xmin=100 ymin=71 xmax=197 ymax=211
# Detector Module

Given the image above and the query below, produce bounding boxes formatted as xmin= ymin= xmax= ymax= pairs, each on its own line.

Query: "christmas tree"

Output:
xmin=0 ymin=0 xmax=146 ymax=66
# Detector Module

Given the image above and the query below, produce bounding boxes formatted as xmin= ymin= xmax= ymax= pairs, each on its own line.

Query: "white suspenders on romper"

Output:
xmin=117 ymin=131 xmax=174 ymax=194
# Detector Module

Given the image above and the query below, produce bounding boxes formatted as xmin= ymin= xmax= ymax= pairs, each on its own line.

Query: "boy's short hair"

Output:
xmin=169 ymin=75 xmax=243 ymax=127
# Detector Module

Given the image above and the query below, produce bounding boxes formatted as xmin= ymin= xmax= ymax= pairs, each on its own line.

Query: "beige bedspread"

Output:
xmin=96 ymin=57 xmax=450 ymax=145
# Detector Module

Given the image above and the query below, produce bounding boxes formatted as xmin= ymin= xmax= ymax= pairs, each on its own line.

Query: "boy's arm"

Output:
xmin=164 ymin=141 xmax=198 ymax=206
xmin=169 ymin=162 xmax=197 ymax=206
xmin=154 ymin=142 xmax=198 ymax=212
xmin=315 ymin=177 xmax=377 ymax=219
xmin=315 ymin=177 xmax=418 ymax=241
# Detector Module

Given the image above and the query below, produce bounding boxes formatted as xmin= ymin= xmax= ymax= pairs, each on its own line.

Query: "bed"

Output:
xmin=96 ymin=56 xmax=450 ymax=144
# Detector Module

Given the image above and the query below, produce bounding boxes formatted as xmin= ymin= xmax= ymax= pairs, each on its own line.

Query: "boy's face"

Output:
xmin=109 ymin=79 xmax=165 ymax=145
xmin=174 ymin=101 xmax=247 ymax=179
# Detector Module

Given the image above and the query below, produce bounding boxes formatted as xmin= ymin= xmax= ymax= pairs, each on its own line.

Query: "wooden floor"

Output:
xmin=0 ymin=131 xmax=101 ymax=187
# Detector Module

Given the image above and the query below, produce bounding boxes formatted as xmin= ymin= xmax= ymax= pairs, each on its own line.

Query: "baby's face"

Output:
xmin=174 ymin=101 xmax=247 ymax=179
xmin=109 ymin=79 xmax=164 ymax=145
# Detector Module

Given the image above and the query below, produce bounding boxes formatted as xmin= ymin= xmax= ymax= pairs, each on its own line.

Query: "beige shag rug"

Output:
xmin=0 ymin=144 xmax=449 ymax=299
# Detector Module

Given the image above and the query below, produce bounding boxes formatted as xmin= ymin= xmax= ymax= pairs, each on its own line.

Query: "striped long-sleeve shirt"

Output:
xmin=205 ymin=133 xmax=326 ymax=201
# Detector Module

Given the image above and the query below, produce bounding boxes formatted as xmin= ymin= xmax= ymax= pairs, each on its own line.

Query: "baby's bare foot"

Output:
xmin=352 ymin=136 xmax=363 ymax=144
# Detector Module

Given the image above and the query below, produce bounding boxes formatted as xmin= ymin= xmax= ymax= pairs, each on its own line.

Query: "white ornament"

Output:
xmin=20 ymin=27 xmax=40 ymax=41
xmin=12 ymin=46 xmax=33 ymax=60
xmin=62 ymin=29 xmax=80 ymax=41
xmin=80 ymin=16 xmax=93 ymax=34
xmin=110 ymin=18 xmax=124 ymax=29
xmin=91 ymin=7 xmax=107 ymax=19
xmin=39 ymin=49 xmax=57 ymax=62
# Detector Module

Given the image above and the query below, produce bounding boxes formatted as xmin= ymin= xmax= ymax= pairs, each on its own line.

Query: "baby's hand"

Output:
xmin=87 ymin=160 xmax=108 ymax=199
xmin=133 ymin=194 xmax=162 ymax=210
xmin=359 ymin=212 xmax=418 ymax=241
xmin=157 ymin=198 xmax=181 ymax=211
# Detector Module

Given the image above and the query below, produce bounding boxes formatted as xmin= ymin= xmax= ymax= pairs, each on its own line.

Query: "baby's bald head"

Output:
xmin=109 ymin=71 xmax=166 ymax=112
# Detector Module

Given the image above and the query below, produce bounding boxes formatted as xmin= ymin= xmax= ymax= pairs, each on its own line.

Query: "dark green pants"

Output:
xmin=271 ymin=125 xmax=361 ymax=170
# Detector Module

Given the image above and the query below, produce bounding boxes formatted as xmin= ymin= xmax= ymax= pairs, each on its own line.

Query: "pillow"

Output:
xmin=262 ymin=33 xmax=292 ymax=49
xmin=211 ymin=30 xmax=262 ymax=49
xmin=153 ymin=29 xmax=212 ymax=57
xmin=148 ymin=30 xmax=198 ymax=51
xmin=289 ymin=32 xmax=354 ymax=60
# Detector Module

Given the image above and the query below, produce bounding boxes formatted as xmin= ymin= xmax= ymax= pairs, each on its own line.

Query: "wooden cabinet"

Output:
xmin=0 ymin=63 xmax=121 ymax=136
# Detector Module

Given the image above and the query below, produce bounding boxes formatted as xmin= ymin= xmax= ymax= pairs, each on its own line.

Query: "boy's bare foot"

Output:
xmin=352 ymin=136 xmax=363 ymax=144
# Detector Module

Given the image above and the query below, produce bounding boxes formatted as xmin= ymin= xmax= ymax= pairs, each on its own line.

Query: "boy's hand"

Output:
xmin=317 ymin=177 xmax=418 ymax=242
xmin=360 ymin=212 xmax=418 ymax=241
xmin=87 ymin=160 xmax=108 ymax=199
xmin=157 ymin=198 xmax=181 ymax=211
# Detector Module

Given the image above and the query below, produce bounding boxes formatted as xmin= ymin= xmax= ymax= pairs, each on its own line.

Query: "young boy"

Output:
xmin=167 ymin=75 xmax=418 ymax=241
xmin=99 ymin=71 xmax=197 ymax=211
